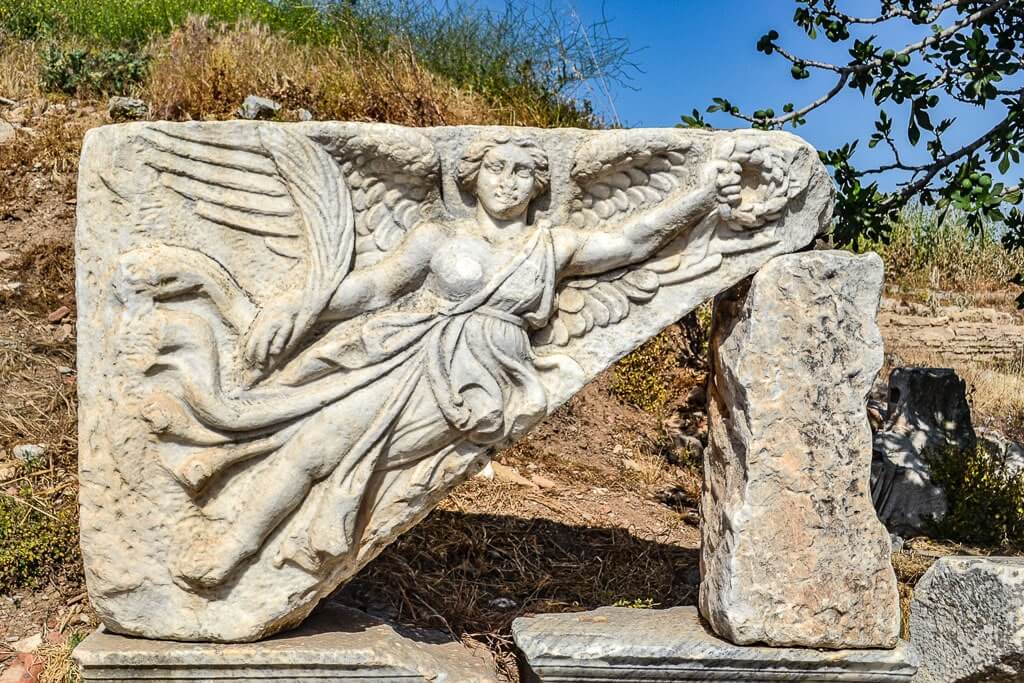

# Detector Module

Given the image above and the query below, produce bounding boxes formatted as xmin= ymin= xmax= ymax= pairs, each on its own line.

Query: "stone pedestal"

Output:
xmin=701 ymin=251 xmax=900 ymax=648
xmin=73 ymin=603 xmax=496 ymax=682
xmin=512 ymin=606 xmax=916 ymax=682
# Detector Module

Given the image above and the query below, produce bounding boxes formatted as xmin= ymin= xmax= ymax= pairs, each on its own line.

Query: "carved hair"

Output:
xmin=457 ymin=132 xmax=550 ymax=197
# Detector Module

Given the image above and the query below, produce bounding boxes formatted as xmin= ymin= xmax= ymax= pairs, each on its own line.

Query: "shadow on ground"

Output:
xmin=336 ymin=510 xmax=699 ymax=645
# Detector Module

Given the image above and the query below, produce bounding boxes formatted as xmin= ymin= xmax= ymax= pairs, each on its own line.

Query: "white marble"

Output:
xmin=76 ymin=122 xmax=831 ymax=641
xmin=911 ymin=556 xmax=1024 ymax=682
xmin=73 ymin=602 xmax=496 ymax=681
xmin=512 ymin=606 xmax=916 ymax=682
xmin=700 ymin=252 xmax=901 ymax=648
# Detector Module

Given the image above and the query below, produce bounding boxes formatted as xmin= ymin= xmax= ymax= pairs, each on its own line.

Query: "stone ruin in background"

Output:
xmin=71 ymin=121 xmax=916 ymax=681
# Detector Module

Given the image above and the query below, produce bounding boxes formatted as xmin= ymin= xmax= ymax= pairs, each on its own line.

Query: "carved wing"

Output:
xmin=312 ymin=125 xmax=441 ymax=267
xmin=566 ymin=131 xmax=704 ymax=231
xmin=136 ymin=124 xmax=354 ymax=327
xmin=534 ymin=131 xmax=714 ymax=347
xmin=535 ymin=132 xmax=813 ymax=348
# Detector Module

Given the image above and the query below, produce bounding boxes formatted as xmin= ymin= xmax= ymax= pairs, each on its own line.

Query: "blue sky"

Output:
xmin=466 ymin=1 xmax=1020 ymax=190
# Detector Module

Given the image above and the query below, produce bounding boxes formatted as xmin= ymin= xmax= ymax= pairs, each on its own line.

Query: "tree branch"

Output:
xmin=730 ymin=72 xmax=849 ymax=127
xmin=769 ymin=0 xmax=1011 ymax=77
xmin=820 ymin=0 xmax=959 ymax=25
xmin=885 ymin=117 xmax=1012 ymax=205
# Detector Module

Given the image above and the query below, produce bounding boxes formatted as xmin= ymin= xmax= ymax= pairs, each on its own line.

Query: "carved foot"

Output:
xmin=273 ymin=535 xmax=322 ymax=573
xmin=142 ymin=393 xmax=193 ymax=436
xmin=171 ymin=516 xmax=254 ymax=589
xmin=171 ymin=456 xmax=215 ymax=493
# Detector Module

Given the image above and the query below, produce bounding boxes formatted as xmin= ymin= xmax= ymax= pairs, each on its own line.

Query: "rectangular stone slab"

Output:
xmin=73 ymin=603 xmax=496 ymax=682
xmin=511 ymin=607 xmax=917 ymax=682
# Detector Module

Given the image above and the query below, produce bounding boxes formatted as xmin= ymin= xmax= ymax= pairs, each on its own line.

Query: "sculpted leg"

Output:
xmin=171 ymin=405 xmax=368 ymax=588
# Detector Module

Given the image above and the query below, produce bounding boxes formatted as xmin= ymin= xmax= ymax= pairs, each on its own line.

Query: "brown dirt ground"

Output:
xmin=0 ymin=102 xmax=1019 ymax=681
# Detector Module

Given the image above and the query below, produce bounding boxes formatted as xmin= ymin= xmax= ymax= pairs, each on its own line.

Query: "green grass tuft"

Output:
xmin=0 ymin=497 xmax=80 ymax=592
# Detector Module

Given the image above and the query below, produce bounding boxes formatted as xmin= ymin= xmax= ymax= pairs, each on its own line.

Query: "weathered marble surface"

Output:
xmin=73 ymin=602 xmax=496 ymax=682
xmin=872 ymin=368 xmax=974 ymax=532
xmin=700 ymin=251 xmax=900 ymax=649
xmin=512 ymin=606 xmax=917 ymax=682
xmin=911 ymin=556 xmax=1024 ymax=683
xmin=76 ymin=122 xmax=831 ymax=641
xmin=871 ymin=367 xmax=974 ymax=534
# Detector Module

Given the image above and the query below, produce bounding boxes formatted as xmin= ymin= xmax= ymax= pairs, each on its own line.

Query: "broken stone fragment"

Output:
xmin=107 ymin=97 xmax=148 ymax=121
xmin=911 ymin=556 xmax=1024 ymax=683
xmin=871 ymin=367 xmax=975 ymax=534
xmin=12 ymin=443 xmax=45 ymax=464
xmin=700 ymin=250 xmax=900 ymax=649
xmin=237 ymin=95 xmax=281 ymax=120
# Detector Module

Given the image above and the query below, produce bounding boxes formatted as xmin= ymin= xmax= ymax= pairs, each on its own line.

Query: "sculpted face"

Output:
xmin=475 ymin=143 xmax=539 ymax=220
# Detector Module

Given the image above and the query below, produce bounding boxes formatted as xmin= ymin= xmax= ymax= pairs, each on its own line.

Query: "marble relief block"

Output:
xmin=75 ymin=122 xmax=831 ymax=641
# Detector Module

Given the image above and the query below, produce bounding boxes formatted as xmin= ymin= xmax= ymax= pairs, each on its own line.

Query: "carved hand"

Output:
xmin=709 ymin=155 xmax=745 ymax=210
xmin=242 ymin=290 xmax=308 ymax=370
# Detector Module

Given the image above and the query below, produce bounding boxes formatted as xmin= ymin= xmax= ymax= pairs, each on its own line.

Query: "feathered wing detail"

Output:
xmin=256 ymin=126 xmax=354 ymax=333
xmin=313 ymin=125 xmax=441 ymax=267
xmin=137 ymin=126 xmax=304 ymax=258
xmin=536 ymin=131 xmax=813 ymax=347
xmin=134 ymin=124 xmax=355 ymax=338
xmin=535 ymin=130 xmax=711 ymax=347
xmin=533 ymin=211 xmax=721 ymax=347
xmin=567 ymin=131 xmax=703 ymax=232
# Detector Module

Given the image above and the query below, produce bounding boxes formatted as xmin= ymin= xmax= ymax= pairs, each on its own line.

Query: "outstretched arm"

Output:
xmin=243 ymin=222 xmax=442 ymax=367
xmin=555 ymin=158 xmax=738 ymax=277
xmin=321 ymin=222 xmax=441 ymax=320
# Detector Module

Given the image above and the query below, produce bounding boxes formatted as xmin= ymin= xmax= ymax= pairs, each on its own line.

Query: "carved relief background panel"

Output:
xmin=76 ymin=122 xmax=831 ymax=641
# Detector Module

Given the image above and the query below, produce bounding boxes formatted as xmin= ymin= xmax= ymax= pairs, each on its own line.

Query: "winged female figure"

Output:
xmin=110 ymin=123 xmax=806 ymax=590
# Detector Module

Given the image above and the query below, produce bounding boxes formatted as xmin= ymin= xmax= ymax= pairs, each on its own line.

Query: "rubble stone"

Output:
xmin=911 ymin=556 xmax=1024 ymax=683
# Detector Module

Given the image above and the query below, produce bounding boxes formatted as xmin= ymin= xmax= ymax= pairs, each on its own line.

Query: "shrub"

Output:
xmin=41 ymin=44 xmax=148 ymax=96
xmin=0 ymin=497 xmax=79 ymax=592
xmin=611 ymin=329 xmax=678 ymax=413
xmin=852 ymin=205 xmax=1024 ymax=296
xmin=927 ymin=444 xmax=1024 ymax=546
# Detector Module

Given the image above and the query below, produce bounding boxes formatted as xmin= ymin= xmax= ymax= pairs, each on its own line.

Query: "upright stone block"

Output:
xmin=700 ymin=250 xmax=900 ymax=649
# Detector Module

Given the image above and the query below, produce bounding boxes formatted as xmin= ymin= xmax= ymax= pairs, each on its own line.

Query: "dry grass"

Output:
xmin=0 ymin=104 xmax=95 ymax=217
xmin=858 ymin=206 xmax=1024 ymax=301
xmin=38 ymin=629 xmax=89 ymax=683
xmin=0 ymin=36 xmax=42 ymax=101
xmin=339 ymin=488 xmax=698 ymax=680
xmin=143 ymin=17 xmax=499 ymax=126
xmin=0 ymin=308 xmax=81 ymax=592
